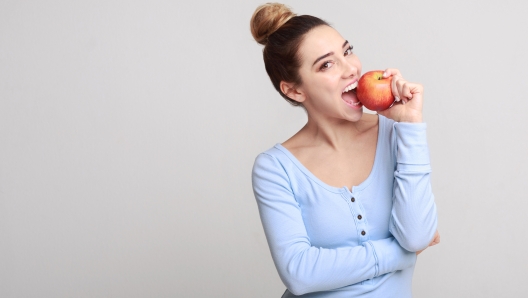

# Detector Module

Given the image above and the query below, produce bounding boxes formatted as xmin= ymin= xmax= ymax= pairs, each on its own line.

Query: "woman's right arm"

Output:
xmin=252 ymin=153 xmax=416 ymax=296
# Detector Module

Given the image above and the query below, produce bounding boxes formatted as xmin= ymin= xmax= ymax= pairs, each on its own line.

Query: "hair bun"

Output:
xmin=250 ymin=3 xmax=295 ymax=46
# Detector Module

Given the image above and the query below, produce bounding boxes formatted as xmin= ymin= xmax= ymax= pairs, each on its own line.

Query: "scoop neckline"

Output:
xmin=275 ymin=115 xmax=384 ymax=194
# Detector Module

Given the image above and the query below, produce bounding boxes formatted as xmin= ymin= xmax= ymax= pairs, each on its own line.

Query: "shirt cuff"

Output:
xmin=367 ymin=237 xmax=417 ymax=277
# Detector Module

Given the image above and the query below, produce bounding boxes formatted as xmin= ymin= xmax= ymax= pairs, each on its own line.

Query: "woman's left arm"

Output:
xmin=379 ymin=68 xmax=439 ymax=252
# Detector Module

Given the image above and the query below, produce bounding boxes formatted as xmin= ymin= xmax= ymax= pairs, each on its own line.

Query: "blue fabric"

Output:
xmin=251 ymin=115 xmax=437 ymax=297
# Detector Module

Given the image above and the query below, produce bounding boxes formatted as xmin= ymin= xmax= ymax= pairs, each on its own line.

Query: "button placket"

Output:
xmin=348 ymin=192 xmax=373 ymax=286
xmin=349 ymin=194 xmax=369 ymax=242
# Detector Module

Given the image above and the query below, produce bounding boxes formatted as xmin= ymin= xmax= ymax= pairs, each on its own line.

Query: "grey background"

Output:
xmin=1 ymin=0 xmax=527 ymax=297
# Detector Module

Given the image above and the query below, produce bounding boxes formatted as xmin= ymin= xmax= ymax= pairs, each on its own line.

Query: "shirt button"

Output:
xmin=357 ymin=215 xmax=362 ymax=220
xmin=351 ymin=197 xmax=355 ymax=202
xmin=361 ymin=230 xmax=366 ymax=236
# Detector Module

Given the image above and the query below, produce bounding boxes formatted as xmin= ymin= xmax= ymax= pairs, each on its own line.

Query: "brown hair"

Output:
xmin=250 ymin=3 xmax=329 ymax=106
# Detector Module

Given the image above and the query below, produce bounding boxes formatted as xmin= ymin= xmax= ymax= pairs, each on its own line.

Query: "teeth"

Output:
xmin=343 ymin=98 xmax=361 ymax=106
xmin=342 ymin=81 xmax=358 ymax=93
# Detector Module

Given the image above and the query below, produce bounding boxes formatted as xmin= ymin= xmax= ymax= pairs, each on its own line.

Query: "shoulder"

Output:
xmin=252 ymin=145 xmax=298 ymax=192
xmin=359 ymin=112 xmax=385 ymax=134
xmin=367 ymin=114 xmax=398 ymax=157
xmin=254 ymin=144 xmax=286 ymax=161
xmin=375 ymin=113 xmax=395 ymax=130
xmin=252 ymin=144 xmax=293 ymax=174
xmin=375 ymin=114 xmax=396 ymax=142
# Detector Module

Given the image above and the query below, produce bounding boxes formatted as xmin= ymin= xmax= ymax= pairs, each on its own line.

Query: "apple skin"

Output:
xmin=356 ymin=70 xmax=395 ymax=111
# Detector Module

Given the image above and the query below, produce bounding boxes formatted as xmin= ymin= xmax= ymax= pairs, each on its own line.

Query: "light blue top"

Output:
xmin=251 ymin=115 xmax=437 ymax=297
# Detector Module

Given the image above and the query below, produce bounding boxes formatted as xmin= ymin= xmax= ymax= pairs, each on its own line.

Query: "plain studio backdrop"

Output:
xmin=1 ymin=0 xmax=527 ymax=297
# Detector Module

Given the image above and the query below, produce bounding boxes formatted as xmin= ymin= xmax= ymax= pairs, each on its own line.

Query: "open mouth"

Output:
xmin=341 ymin=81 xmax=361 ymax=107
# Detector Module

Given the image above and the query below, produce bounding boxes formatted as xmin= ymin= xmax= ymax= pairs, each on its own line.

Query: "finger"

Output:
xmin=405 ymin=83 xmax=424 ymax=104
xmin=400 ymin=82 xmax=423 ymax=104
xmin=392 ymin=76 xmax=411 ymax=104
xmin=383 ymin=68 xmax=402 ymax=78
xmin=395 ymin=78 xmax=407 ymax=100
xmin=401 ymin=82 xmax=413 ymax=102
xmin=391 ymin=75 xmax=402 ymax=102
xmin=429 ymin=231 xmax=440 ymax=246
xmin=393 ymin=77 xmax=409 ymax=99
xmin=408 ymin=83 xmax=424 ymax=96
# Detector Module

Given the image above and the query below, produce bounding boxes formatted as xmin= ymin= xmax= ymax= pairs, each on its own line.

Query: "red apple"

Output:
xmin=356 ymin=70 xmax=395 ymax=111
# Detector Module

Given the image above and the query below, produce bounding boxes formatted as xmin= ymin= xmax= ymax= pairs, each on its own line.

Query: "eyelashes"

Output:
xmin=345 ymin=45 xmax=354 ymax=56
xmin=319 ymin=45 xmax=354 ymax=71
xmin=320 ymin=61 xmax=333 ymax=70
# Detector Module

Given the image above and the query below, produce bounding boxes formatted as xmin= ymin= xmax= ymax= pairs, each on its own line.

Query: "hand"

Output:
xmin=416 ymin=230 xmax=440 ymax=255
xmin=377 ymin=68 xmax=424 ymax=123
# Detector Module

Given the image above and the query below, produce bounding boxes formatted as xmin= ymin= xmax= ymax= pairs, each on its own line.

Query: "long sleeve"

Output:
xmin=252 ymin=152 xmax=416 ymax=296
xmin=389 ymin=122 xmax=438 ymax=252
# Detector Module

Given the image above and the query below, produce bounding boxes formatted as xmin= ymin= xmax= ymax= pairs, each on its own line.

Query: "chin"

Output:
xmin=343 ymin=108 xmax=363 ymax=122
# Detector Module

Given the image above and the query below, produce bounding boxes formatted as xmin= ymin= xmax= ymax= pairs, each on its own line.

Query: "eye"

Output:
xmin=319 ymin=61 xmax=334 ymax=71
xmin=344 ymin=45 xmax=354 ymax=56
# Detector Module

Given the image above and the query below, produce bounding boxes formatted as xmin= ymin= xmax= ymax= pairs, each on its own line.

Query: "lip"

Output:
xmin=342 ymin=79 xmax=358 ymax=93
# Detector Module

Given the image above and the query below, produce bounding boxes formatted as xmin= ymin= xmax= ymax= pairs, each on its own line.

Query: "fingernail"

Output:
xmin=383 ymin=72 xmax=388 ymax=77
xmin=395 ymin=96 xmax=400 ymax=102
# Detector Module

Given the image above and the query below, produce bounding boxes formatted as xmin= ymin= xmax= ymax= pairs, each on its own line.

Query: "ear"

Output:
xmin=280 ymin=81 xmax=306 ymax=103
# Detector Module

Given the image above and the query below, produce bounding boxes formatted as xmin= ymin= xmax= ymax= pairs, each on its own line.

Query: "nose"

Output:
xmin=342 ymin=59 xmax=358 ymax=79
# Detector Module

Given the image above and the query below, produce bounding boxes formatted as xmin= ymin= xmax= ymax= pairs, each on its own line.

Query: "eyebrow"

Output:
xmin=312 ymin=40 xmax=350 ymax=66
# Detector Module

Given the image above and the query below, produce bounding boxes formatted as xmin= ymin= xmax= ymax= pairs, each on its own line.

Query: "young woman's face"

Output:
xmin=295 ymin=25 xmax=363 ymax=122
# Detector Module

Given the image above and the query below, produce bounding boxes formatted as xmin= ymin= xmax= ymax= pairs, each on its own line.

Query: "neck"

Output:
xmin=300 ymin=112 xmax=376 ymax=150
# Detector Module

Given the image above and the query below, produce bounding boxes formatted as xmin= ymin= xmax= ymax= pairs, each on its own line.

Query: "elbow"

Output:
xmin=400 ymin=237 xmax=431 ymax=252
xmin=391 ymin=203 xmax=438 ymax=252
xmin=287 ymin=287 xmax=309 ymax=296
xmin=281 ymin=274 xmax=312 ymax=296
xmin=278 ymin=255 xmax=318 ymax=296
xmin=397 ymin=223 xmax=438 ymax=252
xmin=391 ymin=220 xmax=438 ymax=252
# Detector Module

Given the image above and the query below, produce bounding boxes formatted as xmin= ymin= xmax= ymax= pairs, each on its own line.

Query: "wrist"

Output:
xmin=399 ymin=113 xmax=423 ymax=123
xmin=399 ymin=117 xmax=423 ymax=123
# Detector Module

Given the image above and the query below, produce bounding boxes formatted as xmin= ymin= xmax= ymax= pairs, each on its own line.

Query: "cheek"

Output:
xmin=304 ymin=75 xmax=334 ymax=92
xmin=311 ymin=77 xmax=339 ymax=96
xmin=299 ymin=70 xmax=342 ymax=98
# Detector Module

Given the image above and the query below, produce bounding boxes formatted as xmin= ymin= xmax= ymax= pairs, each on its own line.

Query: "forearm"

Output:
xmin=389 ymin=122 xmax=438 ymax=252
xmin=264 ymin=224 xmax=416 ymax=295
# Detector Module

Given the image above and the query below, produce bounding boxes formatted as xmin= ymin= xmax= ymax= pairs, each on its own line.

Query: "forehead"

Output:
xmin=298 ymin=25 xmax=345 ymax=62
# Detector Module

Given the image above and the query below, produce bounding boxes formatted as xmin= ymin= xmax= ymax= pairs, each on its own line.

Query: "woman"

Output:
xmin=250 ymin=3 xmax=439 ymax=297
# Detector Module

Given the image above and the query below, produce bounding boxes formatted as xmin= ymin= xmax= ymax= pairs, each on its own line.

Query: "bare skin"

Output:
xmin=283 ymin=113 xmax=378 ymax=191
xmin=279 ymin=25 xmax=439 ymax=254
